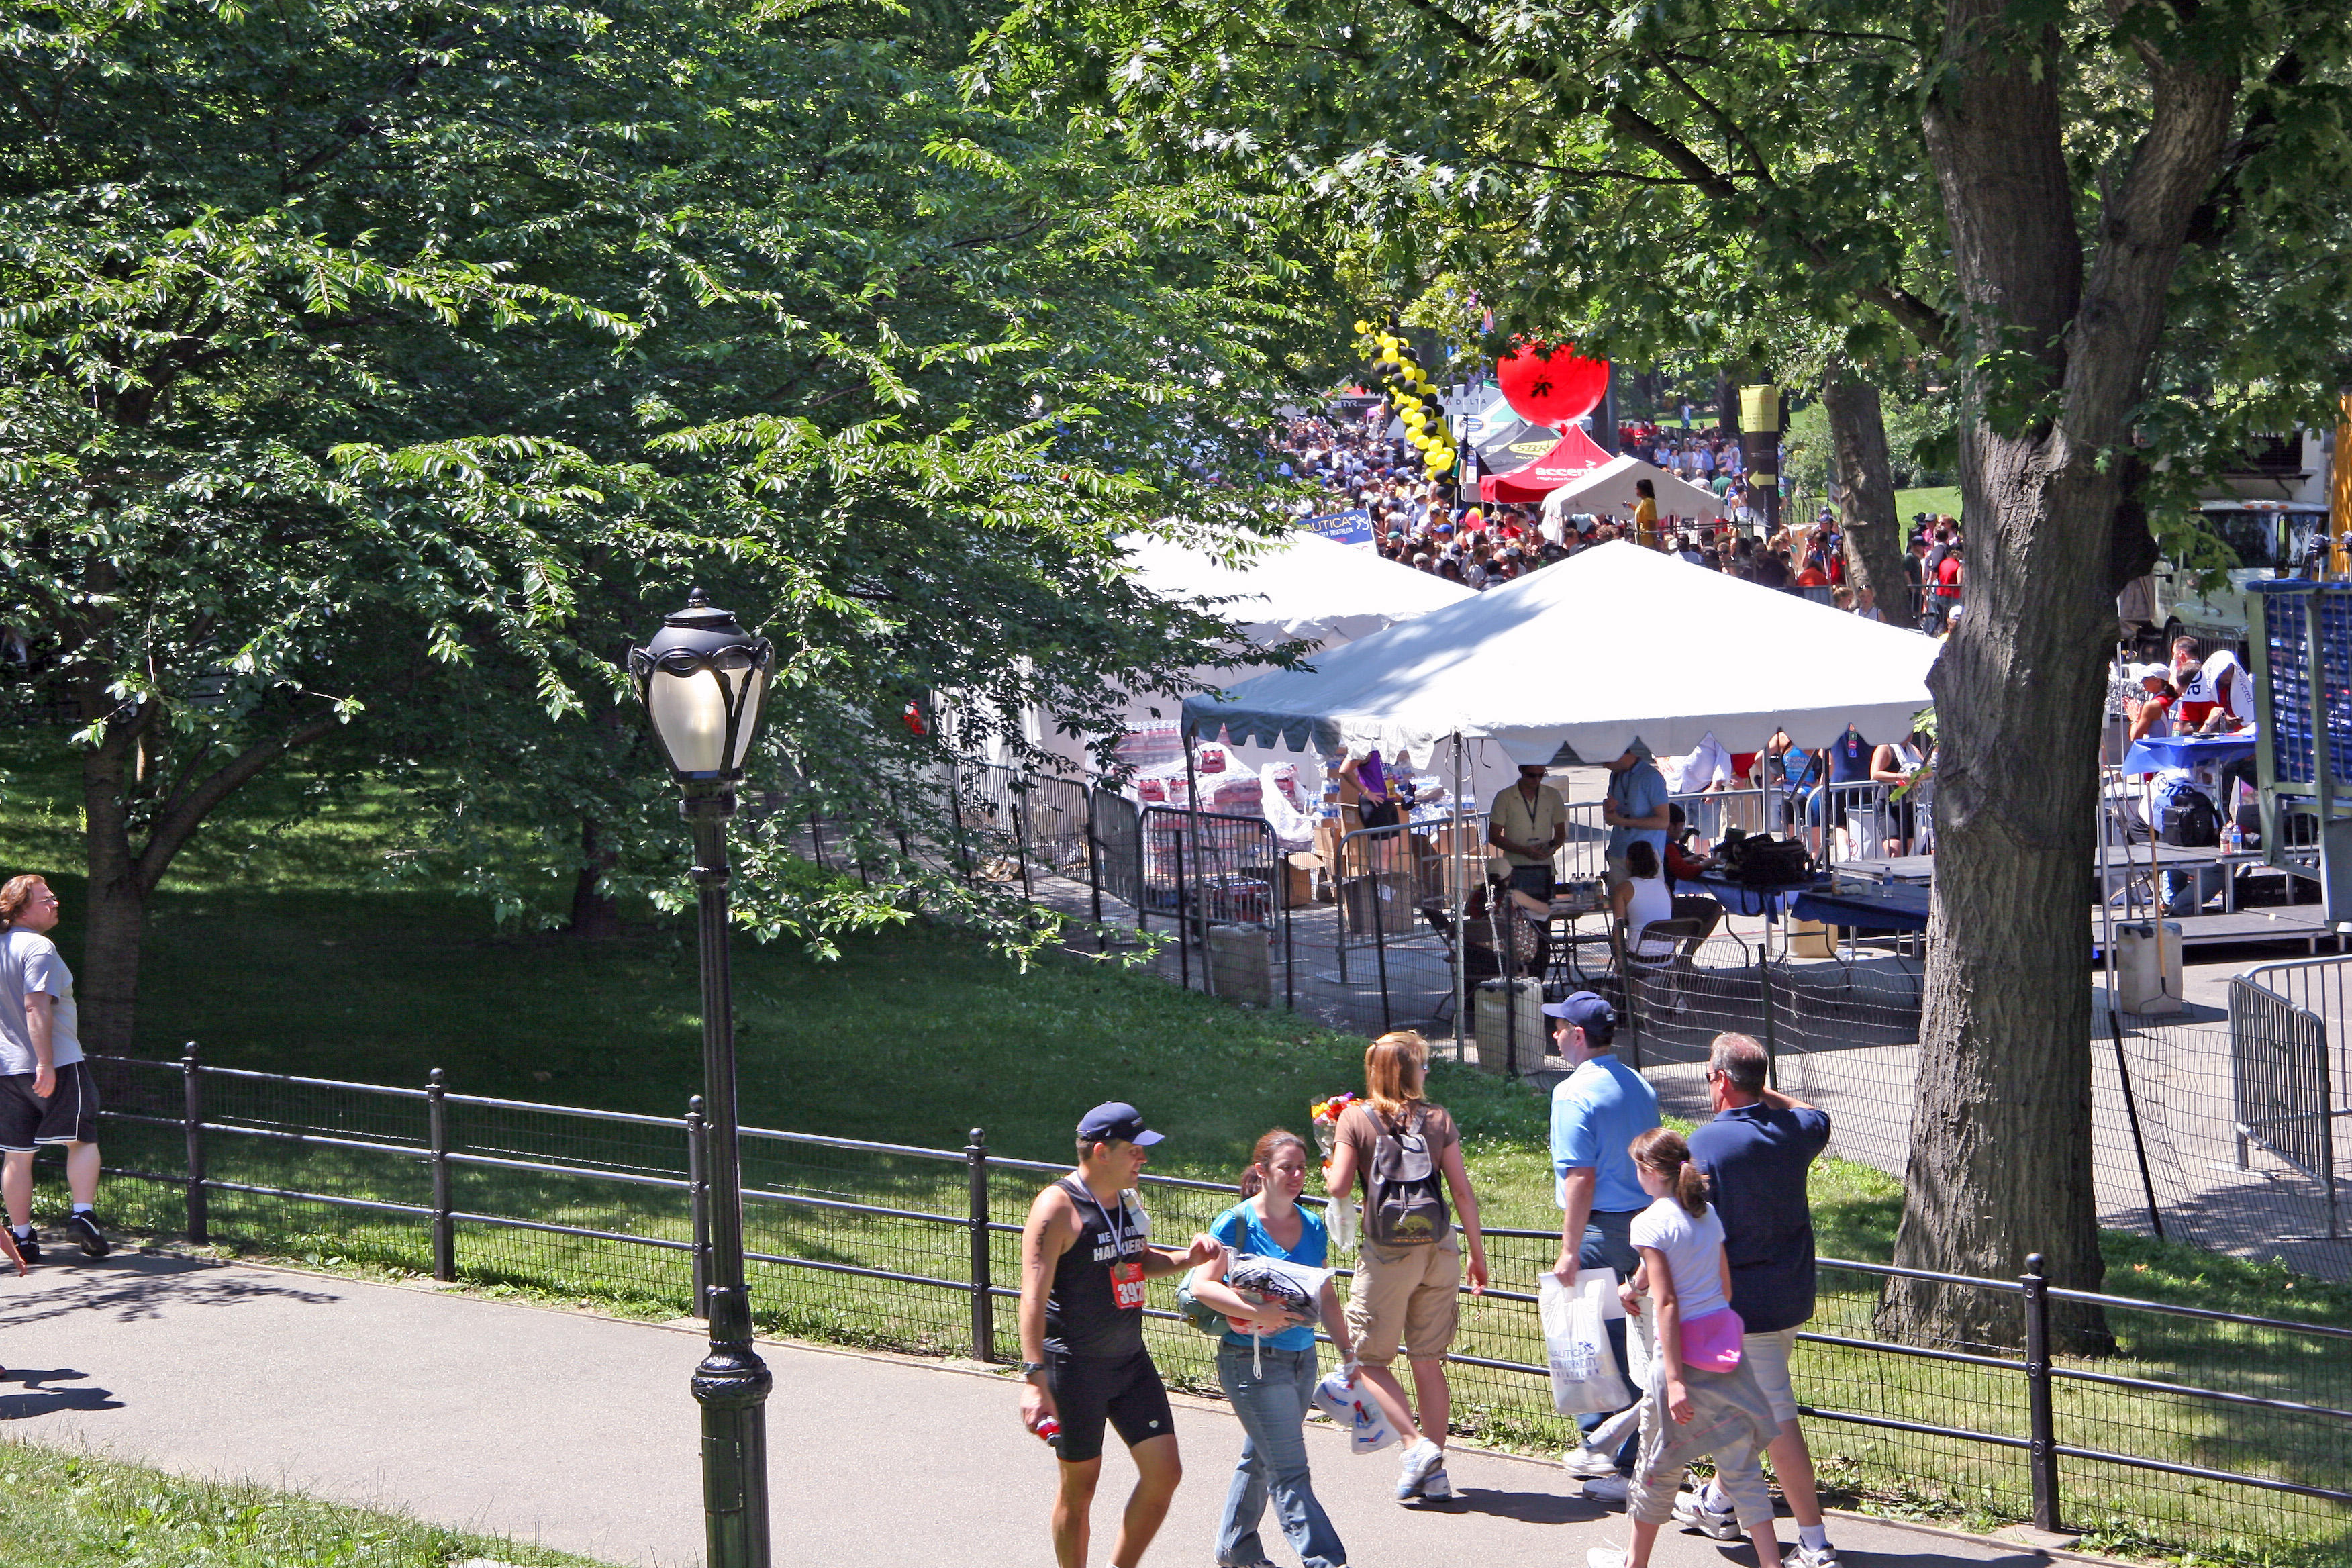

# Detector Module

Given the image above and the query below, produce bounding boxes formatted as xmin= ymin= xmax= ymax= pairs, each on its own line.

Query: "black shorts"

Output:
xmin=1046 ymin=1348 xmax=1173 ymax=1464
xmin=0 ymin=1061 xmax=102 ymax=1152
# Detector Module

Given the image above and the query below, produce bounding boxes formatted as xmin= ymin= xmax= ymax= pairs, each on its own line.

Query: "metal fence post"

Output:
xmin=1173 ymin=826 xmax=1191 ymax=992
xmin=967 ymin=1128 xmax=995 ymax=1362
xmin=180 ymin=1042 xmax=207 ymax=1244
xmin=1014 ymin=788 xmax=1036 ymax=904
xmin=427 ymin=1069 xmax=454 ymax=1282
xmin=689 ymin=1095 xmax=712 ymax=1319
xmin=1086 ymin=787 xmax=1106 ymax=955
xmin=2022 ymin=1252 xmax=2063 ymax=1534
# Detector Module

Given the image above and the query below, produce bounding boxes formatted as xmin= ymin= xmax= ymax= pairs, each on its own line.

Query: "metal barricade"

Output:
xmin=1140 ymin=805 xmax=1289 ymax=1005
xmin=2231 ymin=956 xmax=2351 ymax=1238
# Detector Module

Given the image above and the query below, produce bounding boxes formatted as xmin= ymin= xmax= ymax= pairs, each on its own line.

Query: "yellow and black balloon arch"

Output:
xmin=1355 ymin=320 xmax=1457 ymax=477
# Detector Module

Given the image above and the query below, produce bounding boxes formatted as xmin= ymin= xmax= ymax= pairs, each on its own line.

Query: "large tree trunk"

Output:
xmin=75 ymin=692 xmax=149 ymax=1057
xmin=1879 ymin=0 xmax=2237 ymax=1353
xmin=569 ymin=816 xmax=622 ymax=937
xmin=1822 ymin=360 xmax=1909 ymax=626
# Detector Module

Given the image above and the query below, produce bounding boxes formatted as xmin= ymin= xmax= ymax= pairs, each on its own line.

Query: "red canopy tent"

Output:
xmin=1478 ymin=424 xmax=1612 ymax=502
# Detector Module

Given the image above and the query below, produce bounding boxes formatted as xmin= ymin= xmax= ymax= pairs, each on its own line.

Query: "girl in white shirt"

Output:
xmin=1587 ymin=1130 xmax=1782 ymax=1568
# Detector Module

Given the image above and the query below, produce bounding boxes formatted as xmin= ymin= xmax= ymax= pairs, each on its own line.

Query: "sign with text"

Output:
xmin=1301 ymin=508 xmax=1375 ymax=548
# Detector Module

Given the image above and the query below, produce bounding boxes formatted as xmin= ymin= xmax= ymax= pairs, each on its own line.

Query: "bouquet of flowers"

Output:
xmin=1311 ymin=1093 xmax=1361 ymax=1252
xmin=1310 ymin=1092 xmax=1359 ymax=1161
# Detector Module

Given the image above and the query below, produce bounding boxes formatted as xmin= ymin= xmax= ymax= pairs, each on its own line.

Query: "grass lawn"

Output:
xmin=1 ymin=731 xmax=2346 ymax=1563
xmin=0 ymin=1440 xmax=608 ymax=1567
xmin=1896 ymin=485 xmax=1962 ymax=522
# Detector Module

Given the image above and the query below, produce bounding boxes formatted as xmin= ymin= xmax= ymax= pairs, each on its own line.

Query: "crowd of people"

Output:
xmin=1269 ymin=411 xmax=1965 ymax=634
xmin=1016 ymin=1016 xmax=1841 ymax=1568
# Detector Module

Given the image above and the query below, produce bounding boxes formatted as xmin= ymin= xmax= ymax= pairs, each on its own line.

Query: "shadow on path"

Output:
xmin=0 ymin=1253 xmax=342 ymax=1332
xmin=0 ymin=1366 xmax=123 ymax=1420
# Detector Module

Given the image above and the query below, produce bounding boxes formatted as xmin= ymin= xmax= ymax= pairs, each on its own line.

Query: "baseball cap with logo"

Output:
xmin=1077 ymin=1102 xmax=1165 ymax=1146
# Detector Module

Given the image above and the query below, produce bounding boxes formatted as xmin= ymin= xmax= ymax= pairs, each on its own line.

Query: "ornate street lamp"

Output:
xmin=629 ymin=589 xmax=776 ymax=1568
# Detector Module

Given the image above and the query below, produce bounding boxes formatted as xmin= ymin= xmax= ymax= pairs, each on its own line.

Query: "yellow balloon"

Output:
xmin=1354 ymin=319 xmax=1371 ymax=335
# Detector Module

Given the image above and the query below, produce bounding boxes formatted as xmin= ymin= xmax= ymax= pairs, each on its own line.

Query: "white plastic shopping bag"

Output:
xmin=1312 ymin=1369 xmax=1400 ymax=1455
xmin=1540 ymin=1268 xmax=1634 ymax=1415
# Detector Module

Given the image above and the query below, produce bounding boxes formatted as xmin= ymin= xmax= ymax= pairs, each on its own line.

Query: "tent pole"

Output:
xmin=1183 ymin=728 xmax=1213 ymax=997
xmin=1452 ymin=733 xmax=1468 ymax=1065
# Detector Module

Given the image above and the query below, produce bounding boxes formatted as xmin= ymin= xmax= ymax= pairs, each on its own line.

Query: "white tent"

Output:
xmin=1540 ymin=454 xmax=1720 ymax=523
xmin=1125 ymin=530 xmax=1472 ymax=650
xmin=1181 ymin=541 xmax=1939 ymax=765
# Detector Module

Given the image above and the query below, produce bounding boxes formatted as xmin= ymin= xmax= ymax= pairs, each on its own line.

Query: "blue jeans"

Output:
xmin=1576 ymin=1208 xmax=1643 ymax=1471
xmin=1216 ymin=1343 xmax=1345 ymax=1568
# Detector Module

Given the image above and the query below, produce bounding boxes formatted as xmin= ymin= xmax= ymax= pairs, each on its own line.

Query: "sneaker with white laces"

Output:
xmin=1790 ymin=1542 xmax=1842 ymax=1568
xmin=1585 ymin=1548 xmax=1630 ymax=1568
xmin=1671 ymin=1485 xmax=1743 ymax=1540
xmin=1394 ymin=1438 xmax=1444 ymax=1500
xmin=1560 ymin=1442 xmax=1621 ymax=1479
xmin=1417 ymin=1466 xmax=1452 ymax=1502
xmin=1580 ymin=1474 xmax=1629 ymax=1504
xmin=5 ymin=1228 xmax=36 ymax=1267
xmin=66 ymin=1211 xmax=109 ymax=1259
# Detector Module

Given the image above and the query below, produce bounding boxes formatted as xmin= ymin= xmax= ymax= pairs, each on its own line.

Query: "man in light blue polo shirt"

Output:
xmin=1601 ymin=739 xmax=1671 ymax=891
xmin=1544 ymin=991 xmax=1659 ymax=1498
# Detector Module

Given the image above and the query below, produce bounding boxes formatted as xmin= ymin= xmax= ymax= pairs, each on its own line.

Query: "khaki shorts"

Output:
xmin=1346 ymin=1233 xmax=1461 ymax=1366
xmin=1741 ymin=1325 xmax=1801 ymax=1425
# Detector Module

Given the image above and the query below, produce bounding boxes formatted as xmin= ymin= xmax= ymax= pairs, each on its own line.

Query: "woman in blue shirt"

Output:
xmin=1189 ymin=1130 xmax=1358 ymax=1568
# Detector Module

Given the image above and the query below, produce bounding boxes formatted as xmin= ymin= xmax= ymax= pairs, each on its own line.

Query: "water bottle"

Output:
xmin=1036 ymin=1415 xmax=1061 ymax=1448
xmin=2224 ymin=820 xmax=2243 ymax=854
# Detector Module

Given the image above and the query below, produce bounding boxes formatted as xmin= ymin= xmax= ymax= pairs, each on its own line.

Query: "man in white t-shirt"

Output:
xmin=1664 ymin=733 xmax=1736 ymax=838
xmin=0 ymin=875 xmax=107 ymax=1261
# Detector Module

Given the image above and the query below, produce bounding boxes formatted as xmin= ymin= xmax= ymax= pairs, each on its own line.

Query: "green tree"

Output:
xmin=992 ymin=0 xmax=2352 ymax=1339
xmin=0 ymin=0 xmax=1328 ymax=1049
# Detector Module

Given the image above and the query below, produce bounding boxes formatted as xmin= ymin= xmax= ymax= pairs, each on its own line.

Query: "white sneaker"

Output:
xmin=1586 ymin=1549 xmax=1630 ymax=1568
xmin=1790 ymin=1543 xmax=1842 ymax=1568
xmin=1418 ymin=1466 xmax=1452 ymax=1502
xmin=1394 ymin=1438 xmax=1444 ymax=1500
xmin=1581 ymin=1474 xmax=1629 ymax=1503
xmin=1671 ymin=1485 xmax=1743 ymax=1540
xmin=1560 ymin=1442 xmax=1620 ymax=1479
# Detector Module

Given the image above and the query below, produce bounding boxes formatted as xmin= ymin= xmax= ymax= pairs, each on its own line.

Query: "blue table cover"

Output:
xmin=1692 ymin=872 xmax=1822 ymax=921
xmin=2120 ymin=733 xmax=2256 ymax=775
xmin=1791 ymin=883 xmax=1930 ymax=934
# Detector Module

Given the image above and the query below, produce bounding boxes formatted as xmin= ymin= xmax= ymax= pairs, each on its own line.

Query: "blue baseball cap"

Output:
xmin=1077 ymin=1102 xmax=1164 ymax=1146
xmin=1541 ymin=991 xmax=1618 ymax=1036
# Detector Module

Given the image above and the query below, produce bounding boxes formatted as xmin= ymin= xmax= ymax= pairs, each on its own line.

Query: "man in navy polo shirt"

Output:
xmin=1675 ymin=1033 xmax=1839 ymax=1567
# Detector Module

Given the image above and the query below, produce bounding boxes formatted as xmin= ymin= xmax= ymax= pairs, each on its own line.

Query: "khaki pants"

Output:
xmin=1344 ymin=1233 xmax=1461 ymax=1367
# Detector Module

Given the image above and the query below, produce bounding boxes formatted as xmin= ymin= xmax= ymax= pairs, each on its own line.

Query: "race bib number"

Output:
xmin=1110 ymin=1256 xmax=1146 ymax=1310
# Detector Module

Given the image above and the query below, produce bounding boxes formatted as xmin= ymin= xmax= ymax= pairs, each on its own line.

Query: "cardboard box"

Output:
xmin=1285 ymin=852 xmax=1322 ymax=908
xmin=1787 ymin=919 xmax=1843 ymax=958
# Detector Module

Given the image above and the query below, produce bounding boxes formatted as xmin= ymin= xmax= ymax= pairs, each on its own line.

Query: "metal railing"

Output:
xmin=2229 ymin=955 xmax=2351 ymax=1239
xmin=86 ymin=1050 xmax=2351 ymax=1558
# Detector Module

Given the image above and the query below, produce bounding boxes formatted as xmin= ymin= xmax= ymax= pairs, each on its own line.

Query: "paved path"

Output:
xmin=3 ymin=1251 xmax=2066 ymax=1568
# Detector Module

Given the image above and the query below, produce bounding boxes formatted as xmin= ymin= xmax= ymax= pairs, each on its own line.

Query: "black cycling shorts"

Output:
xmin=0 ymin=1061 xmax=102 ymax=1153
xmin=1046 ymin=1348 xmax=1173 ymax=1464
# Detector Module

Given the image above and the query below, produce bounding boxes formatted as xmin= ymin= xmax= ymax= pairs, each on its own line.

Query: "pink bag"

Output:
xmin=1681 ymin=1307 xmax=1745 ymax=1371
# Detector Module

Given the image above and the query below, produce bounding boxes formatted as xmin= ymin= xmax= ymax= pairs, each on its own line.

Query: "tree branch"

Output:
xmin=134 ymin=707 xmax=345 ymax=894
xmin=283 ymin=27 xmax=475 ymax=193
xmin=1647 ymin=54 xmax=1776 ymax=187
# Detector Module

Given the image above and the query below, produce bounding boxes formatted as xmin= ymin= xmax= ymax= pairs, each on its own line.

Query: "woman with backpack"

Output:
xmin=1322 ymin=1030 xmax=1489 ymax=1504
xmin=1187 ymin=1130 xmax=1357 ymax=1568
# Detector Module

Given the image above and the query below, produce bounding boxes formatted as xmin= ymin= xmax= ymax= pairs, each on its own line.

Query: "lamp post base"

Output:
xmin=693 ymin=1339 xmax=773 ymax=1568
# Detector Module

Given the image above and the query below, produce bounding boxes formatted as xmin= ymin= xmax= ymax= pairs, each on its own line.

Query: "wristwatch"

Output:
xmin=1020 ymin=1361 xmax=1048 ymax=1379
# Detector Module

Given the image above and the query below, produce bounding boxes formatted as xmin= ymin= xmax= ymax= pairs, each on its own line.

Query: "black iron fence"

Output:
xmin=89 ymin=1050 xmax=2351 ymax=1562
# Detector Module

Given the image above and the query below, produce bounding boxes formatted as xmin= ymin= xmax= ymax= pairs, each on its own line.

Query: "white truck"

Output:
xmin=2145 ymin=498 xmax=2334 ymax=655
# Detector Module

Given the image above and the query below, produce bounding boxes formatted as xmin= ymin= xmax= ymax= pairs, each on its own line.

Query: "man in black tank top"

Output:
xmin=1018 ymin=1102 xmax=1218 ymax=1568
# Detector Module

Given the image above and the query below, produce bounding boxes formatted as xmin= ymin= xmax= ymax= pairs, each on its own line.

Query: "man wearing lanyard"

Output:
xmin=1019 ymin=1102 xmax=1219 ymax=1568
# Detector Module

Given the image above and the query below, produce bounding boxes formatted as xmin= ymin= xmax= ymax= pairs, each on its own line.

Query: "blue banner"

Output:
xmin=1301 ymin=507 xmax=1375 ymax=547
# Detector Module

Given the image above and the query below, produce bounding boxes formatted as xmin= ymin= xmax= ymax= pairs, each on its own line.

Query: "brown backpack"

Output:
xmin=1363 ymin=1105 xmax=1450 ymax=1247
